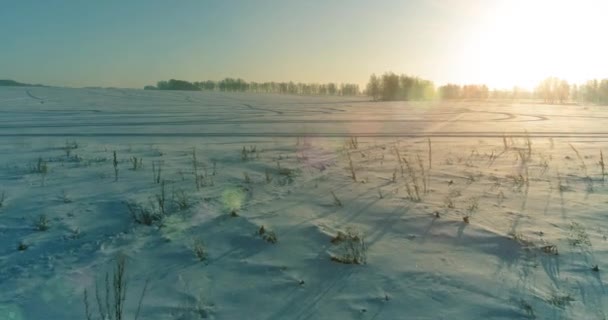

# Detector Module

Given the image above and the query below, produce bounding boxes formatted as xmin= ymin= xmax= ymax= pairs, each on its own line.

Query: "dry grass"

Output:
xmin=346 ymin=152 xmax=357 ymax=181
xmin=331 ymin=191 xmax=342 ymax=207
xmin=330 ymin=228 xmax=367 ymax=265
xmin=193 ymin=239 xmax=208 ymax=262
xmin=173 ymin=188 xmax=192 ymax=210
xmin=600 ymin=150 xmax=605 ymax=183
xmin=34 ymin=214 xmax=49 ymax=231
xmin=130 ymin=156 xmax=142 ymax=171
xmin=152 ymin=160 xmax=163 ymax=184
xmin=402 ymin=157 xmax=422 ymax=202
xmin=345 ymin=136 xmax=359 ymax=150
xmin=84 ymin=255 xmax=149 ymax=320
xmin=258 ymin=225 xmax=278 ymax=244
xmin=113 ymin=151 xmax=119 ymax=182
xmin=126 ymin=201 xmax=162 ymax=226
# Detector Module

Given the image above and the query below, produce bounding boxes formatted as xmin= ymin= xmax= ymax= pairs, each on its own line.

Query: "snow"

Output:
xmin=0 ymin=86 xmax=607 ymax=319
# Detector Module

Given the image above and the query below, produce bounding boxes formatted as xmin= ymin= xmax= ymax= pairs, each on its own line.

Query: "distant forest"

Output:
xmin=0 ymin=80 xmax=44 ymax=87
xmin=146 ymin=79 xmax=360 ymax=96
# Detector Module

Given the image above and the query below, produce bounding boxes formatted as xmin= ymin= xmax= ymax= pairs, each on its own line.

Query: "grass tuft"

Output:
xmin=330 ymin=228 xmax=367 ymax=265
xmin=258 ymin=225 xmax=278 ymax=244
xmin=331 ymin=191 xmax=342 ymax=207
xmin=34 ymin=214 xmax=50 ymax=231
xmin=193 ymin=239 xmax=208 ymax=262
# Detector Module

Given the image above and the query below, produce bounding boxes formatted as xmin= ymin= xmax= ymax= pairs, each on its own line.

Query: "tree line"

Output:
xmin=365 ymin=73 xmax=435 ymax=101
xmin=364 ymin=73 xmax=495 ymax=101
xmin=145 ymin=74 xmax=608 ymax=105
xmin=365 ymin=73 xmax=608 ymax=105
xmin=533 ymin=77 xmax=608 ymax=105
xmin=147 ymin=78 xmax=360 ymax=96
xmin=0 ymin=79 xmax=45 ymax=87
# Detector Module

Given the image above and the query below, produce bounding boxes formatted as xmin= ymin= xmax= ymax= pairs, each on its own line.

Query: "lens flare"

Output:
xmin=221 ymin=188 xmax=245 ymax=212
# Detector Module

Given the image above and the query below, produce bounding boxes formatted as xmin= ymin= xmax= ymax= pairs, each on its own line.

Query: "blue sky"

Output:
xmin=1 ymin=0 xmax=606 ymax=89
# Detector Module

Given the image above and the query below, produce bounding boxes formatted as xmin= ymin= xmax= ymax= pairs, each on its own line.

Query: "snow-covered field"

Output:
xmin=1 ymin=86 xmax=607 ymax=319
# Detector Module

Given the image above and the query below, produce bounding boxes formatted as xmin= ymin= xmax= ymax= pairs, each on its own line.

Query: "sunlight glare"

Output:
xmin=457 ymin=0 xmax=608 ymax=89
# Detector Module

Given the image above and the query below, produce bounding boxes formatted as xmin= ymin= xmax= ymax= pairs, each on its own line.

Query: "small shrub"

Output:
xmin=34 ymin=214 xmax=49 ymax=231
xmin=258 ymin=225 xmax=278 ymax=244
xmin=130 ymin=157 xmax=143 ymax=171
xmin=126 ymin=201 xmax=162 ymax=226
xmin=263 ymin=231 xmax=278 ymax=244
xmin=173 ymin=189 xmax=191 ymax=210
xmin=17 ymin=241 xmax=28 ymax=251
xmin=193 ymin=239 xmax=208 ymax=262
xmin=33 ymin=157 xmax=48 ymax=174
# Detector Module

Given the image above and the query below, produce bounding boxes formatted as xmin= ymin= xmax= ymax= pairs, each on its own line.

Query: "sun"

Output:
xmin=455 ymin=0 xmax=608 ymax=89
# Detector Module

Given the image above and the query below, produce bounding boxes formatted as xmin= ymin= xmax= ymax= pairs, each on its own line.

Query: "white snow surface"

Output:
xmin=0 ymin=86 xmax=607 ymax=319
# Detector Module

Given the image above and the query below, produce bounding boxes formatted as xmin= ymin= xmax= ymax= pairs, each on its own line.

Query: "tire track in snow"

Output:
xmin=2 ymin=132 xmax=608 ymax=138
xmin=0 ymin=117 xmax=547 ymax=129
xmin=25 ymin=89 xmax=44 ymax=101
xmin=243 ymin=103 xmax=284 ymax=115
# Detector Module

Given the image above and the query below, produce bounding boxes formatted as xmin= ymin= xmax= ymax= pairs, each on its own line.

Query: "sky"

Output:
xmin=1 ymin=0 xmax=607 ymax=89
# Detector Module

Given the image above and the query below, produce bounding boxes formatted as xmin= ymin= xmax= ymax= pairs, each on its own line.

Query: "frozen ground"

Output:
xmin=0 ymin=86 xmax=607 ymax=319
